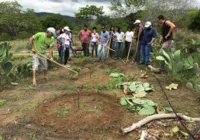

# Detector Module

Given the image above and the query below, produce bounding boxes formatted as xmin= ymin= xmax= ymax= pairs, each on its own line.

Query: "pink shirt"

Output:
xmin=79 ymin=29 xmax=91 ymax=43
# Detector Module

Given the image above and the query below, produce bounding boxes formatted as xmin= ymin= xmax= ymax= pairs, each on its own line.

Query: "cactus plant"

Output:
xmin=186 ymin=82 xmax=194 ymax=89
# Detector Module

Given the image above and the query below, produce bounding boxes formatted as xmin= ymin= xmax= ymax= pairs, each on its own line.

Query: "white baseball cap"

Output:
xmin=134 ymin=20 xmax=141 ymax=24
xmin=145 ymin=21 xmax=152 ymax=28
xmin=47 ymin=27 xmax=56 ymax=37
xmin=64 ymin=26 xmax=70 ymax=31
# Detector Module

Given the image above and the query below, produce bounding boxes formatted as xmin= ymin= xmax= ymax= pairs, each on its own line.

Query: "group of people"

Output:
xmin=29 ymin=15 xmax=175 ymax=86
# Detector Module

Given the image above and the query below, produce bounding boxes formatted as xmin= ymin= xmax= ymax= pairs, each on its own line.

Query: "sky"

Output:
xmin=1 ymin=0 xmax=200 ymax=17
xmin=0 ymin=0 xmax=112 ymax=17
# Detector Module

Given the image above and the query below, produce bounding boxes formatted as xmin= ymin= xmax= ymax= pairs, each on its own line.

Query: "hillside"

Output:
xmin=36 ymin=12 xmax=74 ymax=21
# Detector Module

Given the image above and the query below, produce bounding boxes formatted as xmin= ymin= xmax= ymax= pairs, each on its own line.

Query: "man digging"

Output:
xmin=29 ymin=27 xmax=56 ymax=86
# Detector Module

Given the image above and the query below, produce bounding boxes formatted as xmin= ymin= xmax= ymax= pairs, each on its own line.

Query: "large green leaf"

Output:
xmin=156 ymin=56 xmax=165 ymax=61
xmin=190 ymin=63 xmax=199 ymax=74
xmin=134 ymin=91 xmax=147 ymax=98
xmin=164 ymin=106 xmax=173 ymax=112
xmin=110 ymin=73 xmax=125 ymax=78
xmin=143 ymin=83 xmax=150 ymax=88
xmin=120 ymin=98 xmax=127 ymax=106
xmin=162 ymin=49 xmax=171 ymax=62
xmin=187 ymin=56 xmax=194 ymax=65
xmin=145 ymin=100 xmax=156 ymax=106
xmin=2 ymin=61 xmax=13 ymax=73
xmin=138 ymin=105 xmax=155 ymax=115
xmin=174 ymin=50 xmax=181 ymax=62
xmin=0 ymin=45 xmax=5 ymax=57
xmin=176 ymin=62 xmax=183 ymax=72
xmin=132 ymin=98 xmax=146 ymax=105
xmin=129 ymin=84 xmax=136 ymax=92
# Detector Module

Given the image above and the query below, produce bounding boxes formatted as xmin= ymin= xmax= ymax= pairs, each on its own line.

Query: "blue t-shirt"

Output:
xmin=100 ymin=31 xmax=109 ymax=45
xmin=142 ymin=28 xmax=157 ymax=45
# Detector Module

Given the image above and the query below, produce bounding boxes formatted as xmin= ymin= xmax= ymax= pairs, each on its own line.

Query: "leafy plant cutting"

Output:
xmin=120 ymin=97 xmax=157 ymax=115
xmin=117 ymin=81 xmax=154 ymax=96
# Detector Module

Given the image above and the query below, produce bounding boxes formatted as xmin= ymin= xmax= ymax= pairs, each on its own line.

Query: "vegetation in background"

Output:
xmin=0 ymin=1 xmax=42 ymax=40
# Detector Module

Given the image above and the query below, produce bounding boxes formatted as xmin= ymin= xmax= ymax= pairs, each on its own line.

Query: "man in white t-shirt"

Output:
xmin=124 ymin=27 xmax=134 ymax=56
xmin=114 ymin=27 xmax=124 ymax=59
xmin=91 ymin=27 xmax=99 ymax=57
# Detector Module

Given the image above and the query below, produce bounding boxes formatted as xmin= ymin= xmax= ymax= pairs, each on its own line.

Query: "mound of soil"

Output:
xmin=34 ymin=92 xmax=132 ymax=139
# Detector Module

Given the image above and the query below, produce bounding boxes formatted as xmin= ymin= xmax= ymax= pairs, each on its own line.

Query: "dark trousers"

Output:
xmin=135 ymin=41 xmax=143 ymax=64
xmin=116 ymin=42 xmax=123 ymax=58
xmin=64 ymin=47 xmax=69 ymax=65
xmin=91 ymin=42 xmax=97 ymax=56
xmin=75 ymin=43 xmax=89 ymax=56
xmin=58 ymin=45 xmax=64 ymax=64
xmin=125 ymin=41 xmax=131 ymax=57
xmin=109 ymin=39 xmax=115 ymax=57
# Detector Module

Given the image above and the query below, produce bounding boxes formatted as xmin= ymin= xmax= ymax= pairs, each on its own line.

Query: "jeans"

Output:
xmin=98 ymin=44 xmax=106 ymax=60
xmin=135 ymin=41 xmax=143 ymax=64
xmin=116 ymin=42 xmax=123 ymax=58
xmin=142 ymin=44 xmax=151 ymax=65
xmin=125 ymin=41 xmax=131 ymax=56
xmin=64 ymin=46 xmax=69 ymax=65
xmin=109 ymin=39 xmax=115 ymax=57
xmin=58 ymin=45 xmax=64 ymax=64
xmin=91 ymin=42 xmax=98 ymax=56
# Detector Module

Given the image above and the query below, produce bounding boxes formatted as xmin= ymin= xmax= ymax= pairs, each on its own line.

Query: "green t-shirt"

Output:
xmin=33 ymin=32 xmax=54 ymax=54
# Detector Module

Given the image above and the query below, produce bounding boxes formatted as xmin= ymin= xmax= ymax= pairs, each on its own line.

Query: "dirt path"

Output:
xmin=0 ymin=57 xmax=200 ymax=140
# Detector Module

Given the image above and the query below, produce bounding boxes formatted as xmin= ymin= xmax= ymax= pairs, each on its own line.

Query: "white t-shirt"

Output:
xmin=125 ymin=31 xmax=134 ymax=42
xmin=91 ymin=33 xmax=99 ymax=42
xmin=68 ymin=32 xmax=72 ymax=39
xmin=61 ymin=33 xmax=70 ymax=46
xmin=115 ymin=32 xmax=124 ymax=42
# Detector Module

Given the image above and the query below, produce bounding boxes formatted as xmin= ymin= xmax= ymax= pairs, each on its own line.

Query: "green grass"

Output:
xmin=53 ymin=104 xmax=71 ymax=117
xmin=71 ymin=66 xmax=81 ymax=72
xmin=104 ymin=68 xmax=117 ymax=75
xmin=0 ymin=100 xmax=6 ymax=106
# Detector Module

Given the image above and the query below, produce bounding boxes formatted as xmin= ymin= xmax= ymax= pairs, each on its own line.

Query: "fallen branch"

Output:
xmin=121 ymin=113 xmax=200 ymax=134
xmin=140 ymin=130 xmax=148 ymax=140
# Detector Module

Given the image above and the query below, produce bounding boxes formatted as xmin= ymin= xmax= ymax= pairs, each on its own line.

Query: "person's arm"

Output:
xmin=138 ymin=26 xmax=142 ymax=40
xmin=124 ymin=32 xmax=126 ymax=40
xmin=29 ymin=36 xmax=36 ymax=53
xmin=104 ymin=33 xmax=110 ymax=47
xmin=148 ymin=29 xmax=157 ymax=45
xmin=78 ymin=31 xmax=81 ymax=42
xmin=165 ymin=20 xmax=176 ymax=39
xmin=49 ymin=45 xmax=53 ymax=60
xmin=98 ymin=33 xmax=101 ymax=44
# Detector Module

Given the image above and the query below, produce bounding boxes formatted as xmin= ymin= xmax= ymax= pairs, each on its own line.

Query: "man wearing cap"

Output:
xmin=29 ymin=27 xmax=56 ymax=86
xmin=98 ymin=26 xmax=110 ymax=62
xmin=142 ymin=21 xmax=157 ymax=66
xmin=77 ymin=25 xmax=91 ymax=56
xmin=158 ymin=15 xmax=175 ymax=70
xmin=133 ymin=19 xmax=144 ymax=65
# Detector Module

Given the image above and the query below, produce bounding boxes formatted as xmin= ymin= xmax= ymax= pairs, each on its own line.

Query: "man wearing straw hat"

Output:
xmin=29 ymin=27 xmax=56 ymax=86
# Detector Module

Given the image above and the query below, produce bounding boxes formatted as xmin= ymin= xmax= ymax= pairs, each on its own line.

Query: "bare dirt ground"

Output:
xmin=0 ymin=56 xmax=200 ymax=140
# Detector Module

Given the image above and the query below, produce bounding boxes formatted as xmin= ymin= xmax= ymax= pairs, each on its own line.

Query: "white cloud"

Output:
xmin=0 ymin=0 xmax=112 ymax=17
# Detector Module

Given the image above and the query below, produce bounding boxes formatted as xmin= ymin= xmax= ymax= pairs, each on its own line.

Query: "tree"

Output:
xmin=75 ymin=5 xmax=104 ymax=26
xmin=39 ymin=14 xmax=72 ymax=31
xmin=188 ymin=10 xmax=200 ymax=31
xmin=0 ymin=1 xmax=42 ymax=40
xmin=110 ymin=0 xmax=195 ymax=26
